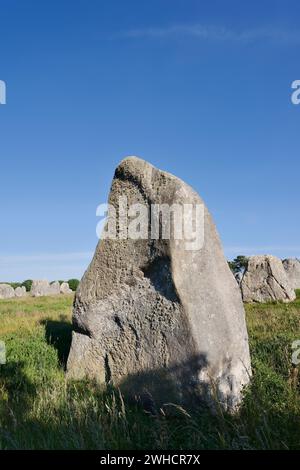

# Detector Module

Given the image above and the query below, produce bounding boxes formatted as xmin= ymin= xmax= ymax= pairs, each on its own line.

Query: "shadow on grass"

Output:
xmin=41 ymin=317 xmax=73 ymax=369
xmin=0 ymin=361 xmax=37 ymax=425
xmin=1 ymin=355 xmax=300 ymax=449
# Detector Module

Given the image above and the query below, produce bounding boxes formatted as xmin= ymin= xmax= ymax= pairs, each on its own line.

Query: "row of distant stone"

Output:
xmin=236 ymin=256 xmax=300 ymax=303
xmin=0 ymin=280 xmax=73 ymax=299
xmin=1 ymin=256 xmax=299 ymax=303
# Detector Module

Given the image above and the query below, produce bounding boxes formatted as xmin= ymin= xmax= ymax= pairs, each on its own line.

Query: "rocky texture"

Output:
xmin=30 ymin=280 xmax=51 ymax=297
xmin=67 ymin=156 xmax=251 ymax=411
xmin=49 ymin=281 xmax=61 ymax=296
xmin=31 ymin=280 xmax=73 ymax=297
xmin=0 ymin=280 xmax=71 ymax=299
xmin=14 ymin=286 xmax=27 ymax=298
xmin=60 ymin=282 xmax=73 ymax=295
xmin=241 ymin=255 xmax=296 ymax=303
xmin=282 ymin=258 xmax=300 ymax=290
xmin=31 ymin=280 xmax=63 ymax=297
xmin=0 ymin=284 xmax=15 ymax=299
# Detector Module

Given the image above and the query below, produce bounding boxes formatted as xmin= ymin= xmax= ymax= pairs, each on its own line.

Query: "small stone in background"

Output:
xmin=0 ymin=284 xmax=15 ymax=299
xmin=14 ymin=286 xmax=27 ymax=298
xmin=60 ymin=282 xmax=73 ymax=294
xmin=30 ymin=280 xmax=51 ymax=297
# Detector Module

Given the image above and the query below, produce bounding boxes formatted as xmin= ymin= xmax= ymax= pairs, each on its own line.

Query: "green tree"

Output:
xmin=21 ymin=280 xmax=33 ymax=292
xmin=228 ymin=256 xmax=249 ymax=274
xmin=68 ymin=279 xmax=80 ymax=292
xmin=9 ymin=282 xmax=21 ymax=289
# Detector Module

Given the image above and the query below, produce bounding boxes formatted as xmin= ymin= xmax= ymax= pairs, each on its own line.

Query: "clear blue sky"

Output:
xmin=0 ymin=0 xmax=299 ymax=281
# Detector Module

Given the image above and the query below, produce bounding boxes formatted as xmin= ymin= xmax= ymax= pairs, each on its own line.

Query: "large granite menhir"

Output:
xmin=67 ymin=157 xmax=251 ymax=411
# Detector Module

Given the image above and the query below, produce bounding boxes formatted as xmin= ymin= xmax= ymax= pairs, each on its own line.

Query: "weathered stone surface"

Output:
xmin=60 ymin=282 xmax=73 ymax=295
xmin=31 ymin=280 xmax=63 ymax=297
xmin=30 ymin=280 xmax=51 ymax=297
xmin=15 ymin=286 xmax=27 ymax=298
xmin=49 ymin=281 xmax=61 ymax=296
xmin=241 ymin=255 xmax=296 ymax=303
xmin=282 ymin=258 xmax=300 ymax=290
xmin=0 ymin=284 xmax=15 ymax=299
xmin=67 ymin=157 xmax=251 ymax=411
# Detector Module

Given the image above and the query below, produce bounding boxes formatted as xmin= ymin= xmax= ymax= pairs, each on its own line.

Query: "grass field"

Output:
xmin=0 ymin=292 xmax=300 ymax=450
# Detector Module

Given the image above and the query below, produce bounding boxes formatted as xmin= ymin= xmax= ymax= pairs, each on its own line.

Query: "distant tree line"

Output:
xmin=228 ymin=256 xmax=249 ymax=275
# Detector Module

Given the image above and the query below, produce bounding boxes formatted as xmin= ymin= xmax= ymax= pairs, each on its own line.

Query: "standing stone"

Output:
xmin=67 ymin=157 xmax=251 ymax=411
xmin=0 ymin=284 xmax=15 ymax=299
xmin=49 ymin=281 xmax=61 ymax=296
xmin=31 ymin=280 xmax=62 ymax=297
xmin=15 ymin=286 xmax=27 ymax=298
xmin=60 ymin=282 xmax=73 ymax=295
xmin=241 ymin=255 xmax=296 ymax=303
xmin=31 ymin=280 xmax=51 ymax=297
xmin=282 ymin=258 xmax=300 ymax=290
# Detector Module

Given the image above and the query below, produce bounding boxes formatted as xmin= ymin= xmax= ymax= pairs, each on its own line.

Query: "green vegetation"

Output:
xmin=7 ymin=282 xmax=22 ymax=289
xmin=228 ymin=255 xmax=249 ymax=274
xmin=68 ymin=279 xmax=80 ymax=292
xmin=0 ymin=293 xmax=300 ymax=449
xmin=4 ymin=280 xmax=33 ymax=292
xmin=21 ymin=280 xmax=33 ymax=292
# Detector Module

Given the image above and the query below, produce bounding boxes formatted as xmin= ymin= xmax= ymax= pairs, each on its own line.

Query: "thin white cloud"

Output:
xmin=119 ymin=24 xmax=300 ymax=44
